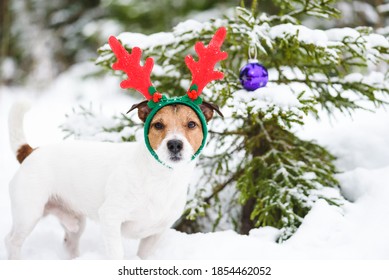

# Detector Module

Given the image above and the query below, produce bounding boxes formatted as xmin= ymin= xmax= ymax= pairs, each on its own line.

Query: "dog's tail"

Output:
xmin=8 ymin=101 xmax=34 ymax=164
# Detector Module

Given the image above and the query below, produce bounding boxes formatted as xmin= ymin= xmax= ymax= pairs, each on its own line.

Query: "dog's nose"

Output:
xmin=167 ymin=140 xmax=183 ymax=154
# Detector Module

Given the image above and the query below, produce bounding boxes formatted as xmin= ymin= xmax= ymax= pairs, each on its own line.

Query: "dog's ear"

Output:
xmin=199 ymin=101 xmax=224 ymax=123
xmin=127 ymin=100 xmax=152 ymax=122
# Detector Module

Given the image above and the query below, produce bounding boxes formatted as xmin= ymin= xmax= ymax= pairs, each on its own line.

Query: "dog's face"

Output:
xmin=133 ymin=101 xmax=220 ymax=166
xmin=149 ymin=105 xmax=203 ymax=165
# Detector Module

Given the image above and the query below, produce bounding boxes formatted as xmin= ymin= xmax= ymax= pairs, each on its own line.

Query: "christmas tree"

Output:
xmin=63 ymin=0 xmax=389 ymax=241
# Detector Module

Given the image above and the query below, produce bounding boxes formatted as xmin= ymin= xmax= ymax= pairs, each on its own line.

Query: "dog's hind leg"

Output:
xmin=6 ymin=167 xmax=53 ymax=259
xmin=5 ymin=197 xmax=46 ymax=259
xmin=62 ymin=216 xmax=86 ymax=259
xmin=5 ymin=222 xmax=39 ymax=260
xmin=44 ymin=198 xmax=86 ymax=259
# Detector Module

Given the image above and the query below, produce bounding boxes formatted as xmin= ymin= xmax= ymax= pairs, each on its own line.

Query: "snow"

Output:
xmin=174 ymin=19 xmax=205 ymax=35
xmin=366 ymin=33 xmax=389 ymax=48
xmin=325 ymin=27 xmax=360 ymax=41
xmin=377 ymin=3 xmax=389 ymax=13
xmin=82 ymin=19 xmax=124 ymax=42
xmin=269 ymin=24 xmax=328 ymax=46
xmin=261 ymin=23 xmax=389 ymax=68
xmin=2 ymin=59 xmax=389 ymax=260
xmin=119 ymin=32 xmax=176 ymax=49
xmin=99 ymin=32 xmax=175 ymax=52
xmin=98 ymin=19 xmax=225 ymax=53
xmin=232 ymin=86 xmax=302 ymax=111
xmin=353 ymin=1 xmax=380 ymax=25
xmin=1 ymin=58 xmax=17 ymax=81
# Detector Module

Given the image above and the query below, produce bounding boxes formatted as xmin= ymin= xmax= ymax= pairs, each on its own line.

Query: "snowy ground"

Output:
xmin=1 ymin=62 xmax=389 ymax=259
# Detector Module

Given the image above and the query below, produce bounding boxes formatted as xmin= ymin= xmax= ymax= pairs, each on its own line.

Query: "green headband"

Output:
xmin=143 ymin=94 xmax=208 ymax=168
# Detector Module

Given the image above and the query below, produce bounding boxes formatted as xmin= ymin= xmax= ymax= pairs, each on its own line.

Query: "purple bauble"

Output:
xmin=239 ymin=62 xmax=268 ymax=91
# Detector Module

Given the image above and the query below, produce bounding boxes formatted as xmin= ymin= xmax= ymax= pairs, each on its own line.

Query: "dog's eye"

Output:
xmin=187 ymin=121 xmax=197 ymax=129
xmin=153 ymin=122 xmax=164 ymax=130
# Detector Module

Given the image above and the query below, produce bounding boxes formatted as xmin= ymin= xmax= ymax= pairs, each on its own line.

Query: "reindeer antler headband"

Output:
xmin=109 ymin=27 xmax=228 ymax=165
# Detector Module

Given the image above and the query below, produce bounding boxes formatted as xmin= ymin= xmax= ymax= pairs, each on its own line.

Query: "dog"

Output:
xmin=5 ymin=100 xmax=218 ymax=259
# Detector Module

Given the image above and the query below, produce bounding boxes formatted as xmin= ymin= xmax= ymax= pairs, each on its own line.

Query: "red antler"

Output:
xmin=109 ymin=36 xmax=161 ymax=102
xmin=185 ymin=27 xmax=228 ymax=100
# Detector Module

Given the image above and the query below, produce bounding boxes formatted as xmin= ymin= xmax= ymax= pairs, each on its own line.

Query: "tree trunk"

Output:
xmin=240 ymin=121 xmax=269 ymax=234
xmin=240 ymin=197 xmax=256 ymax=234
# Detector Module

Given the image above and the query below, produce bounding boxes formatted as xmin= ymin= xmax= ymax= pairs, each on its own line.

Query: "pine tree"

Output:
xmin=65 ymin=0 xmax=389 ymax=240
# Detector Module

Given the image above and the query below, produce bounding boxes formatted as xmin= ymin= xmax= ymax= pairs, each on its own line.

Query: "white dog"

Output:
xmin=5 ymin=100 xmax=217 ymax=259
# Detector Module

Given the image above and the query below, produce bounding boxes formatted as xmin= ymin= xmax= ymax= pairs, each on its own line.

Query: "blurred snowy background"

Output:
xmin=1 ymin=0 xmax=389 ymax=259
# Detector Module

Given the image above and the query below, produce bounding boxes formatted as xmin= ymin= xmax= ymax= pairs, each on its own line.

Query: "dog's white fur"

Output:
xmin=8 ymin=100 xmax=31 ymax=154
xmin=5 ymin=102 xmax=197 ymax=259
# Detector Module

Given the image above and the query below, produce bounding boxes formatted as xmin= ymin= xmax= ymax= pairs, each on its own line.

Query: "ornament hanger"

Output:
xmin=248 ymin=43 xmax=258 ymax=62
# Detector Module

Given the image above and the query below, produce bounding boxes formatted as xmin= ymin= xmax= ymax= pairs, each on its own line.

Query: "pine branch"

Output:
xmin=204 ymin=169 xmax=244 ymax=204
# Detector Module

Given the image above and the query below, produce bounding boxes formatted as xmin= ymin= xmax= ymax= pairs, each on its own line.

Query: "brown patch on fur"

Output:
xmin=148 ymin=105 xmax=203 ymax=152
xmin=16 ymin=144 xmax=34 ymax=164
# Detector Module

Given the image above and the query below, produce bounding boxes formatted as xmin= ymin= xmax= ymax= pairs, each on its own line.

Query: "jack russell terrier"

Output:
xmin=5 ymin=27 xmax=227 ymax=259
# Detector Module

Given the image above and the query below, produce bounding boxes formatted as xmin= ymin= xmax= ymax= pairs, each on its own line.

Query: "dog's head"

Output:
xmin=109 ymin=27 xmax=227 ymax=167
xmin=130 ymin=100 xmax=222 ymax=166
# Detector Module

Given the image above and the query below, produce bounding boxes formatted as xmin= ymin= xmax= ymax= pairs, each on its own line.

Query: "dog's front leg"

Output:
xmin=137 ymin=231 xmax=166 ymax=259
xmin=99 ymin=167 xmax=138 ymax=259
xmin=99 ymin=200 xmax=126 ymax=259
